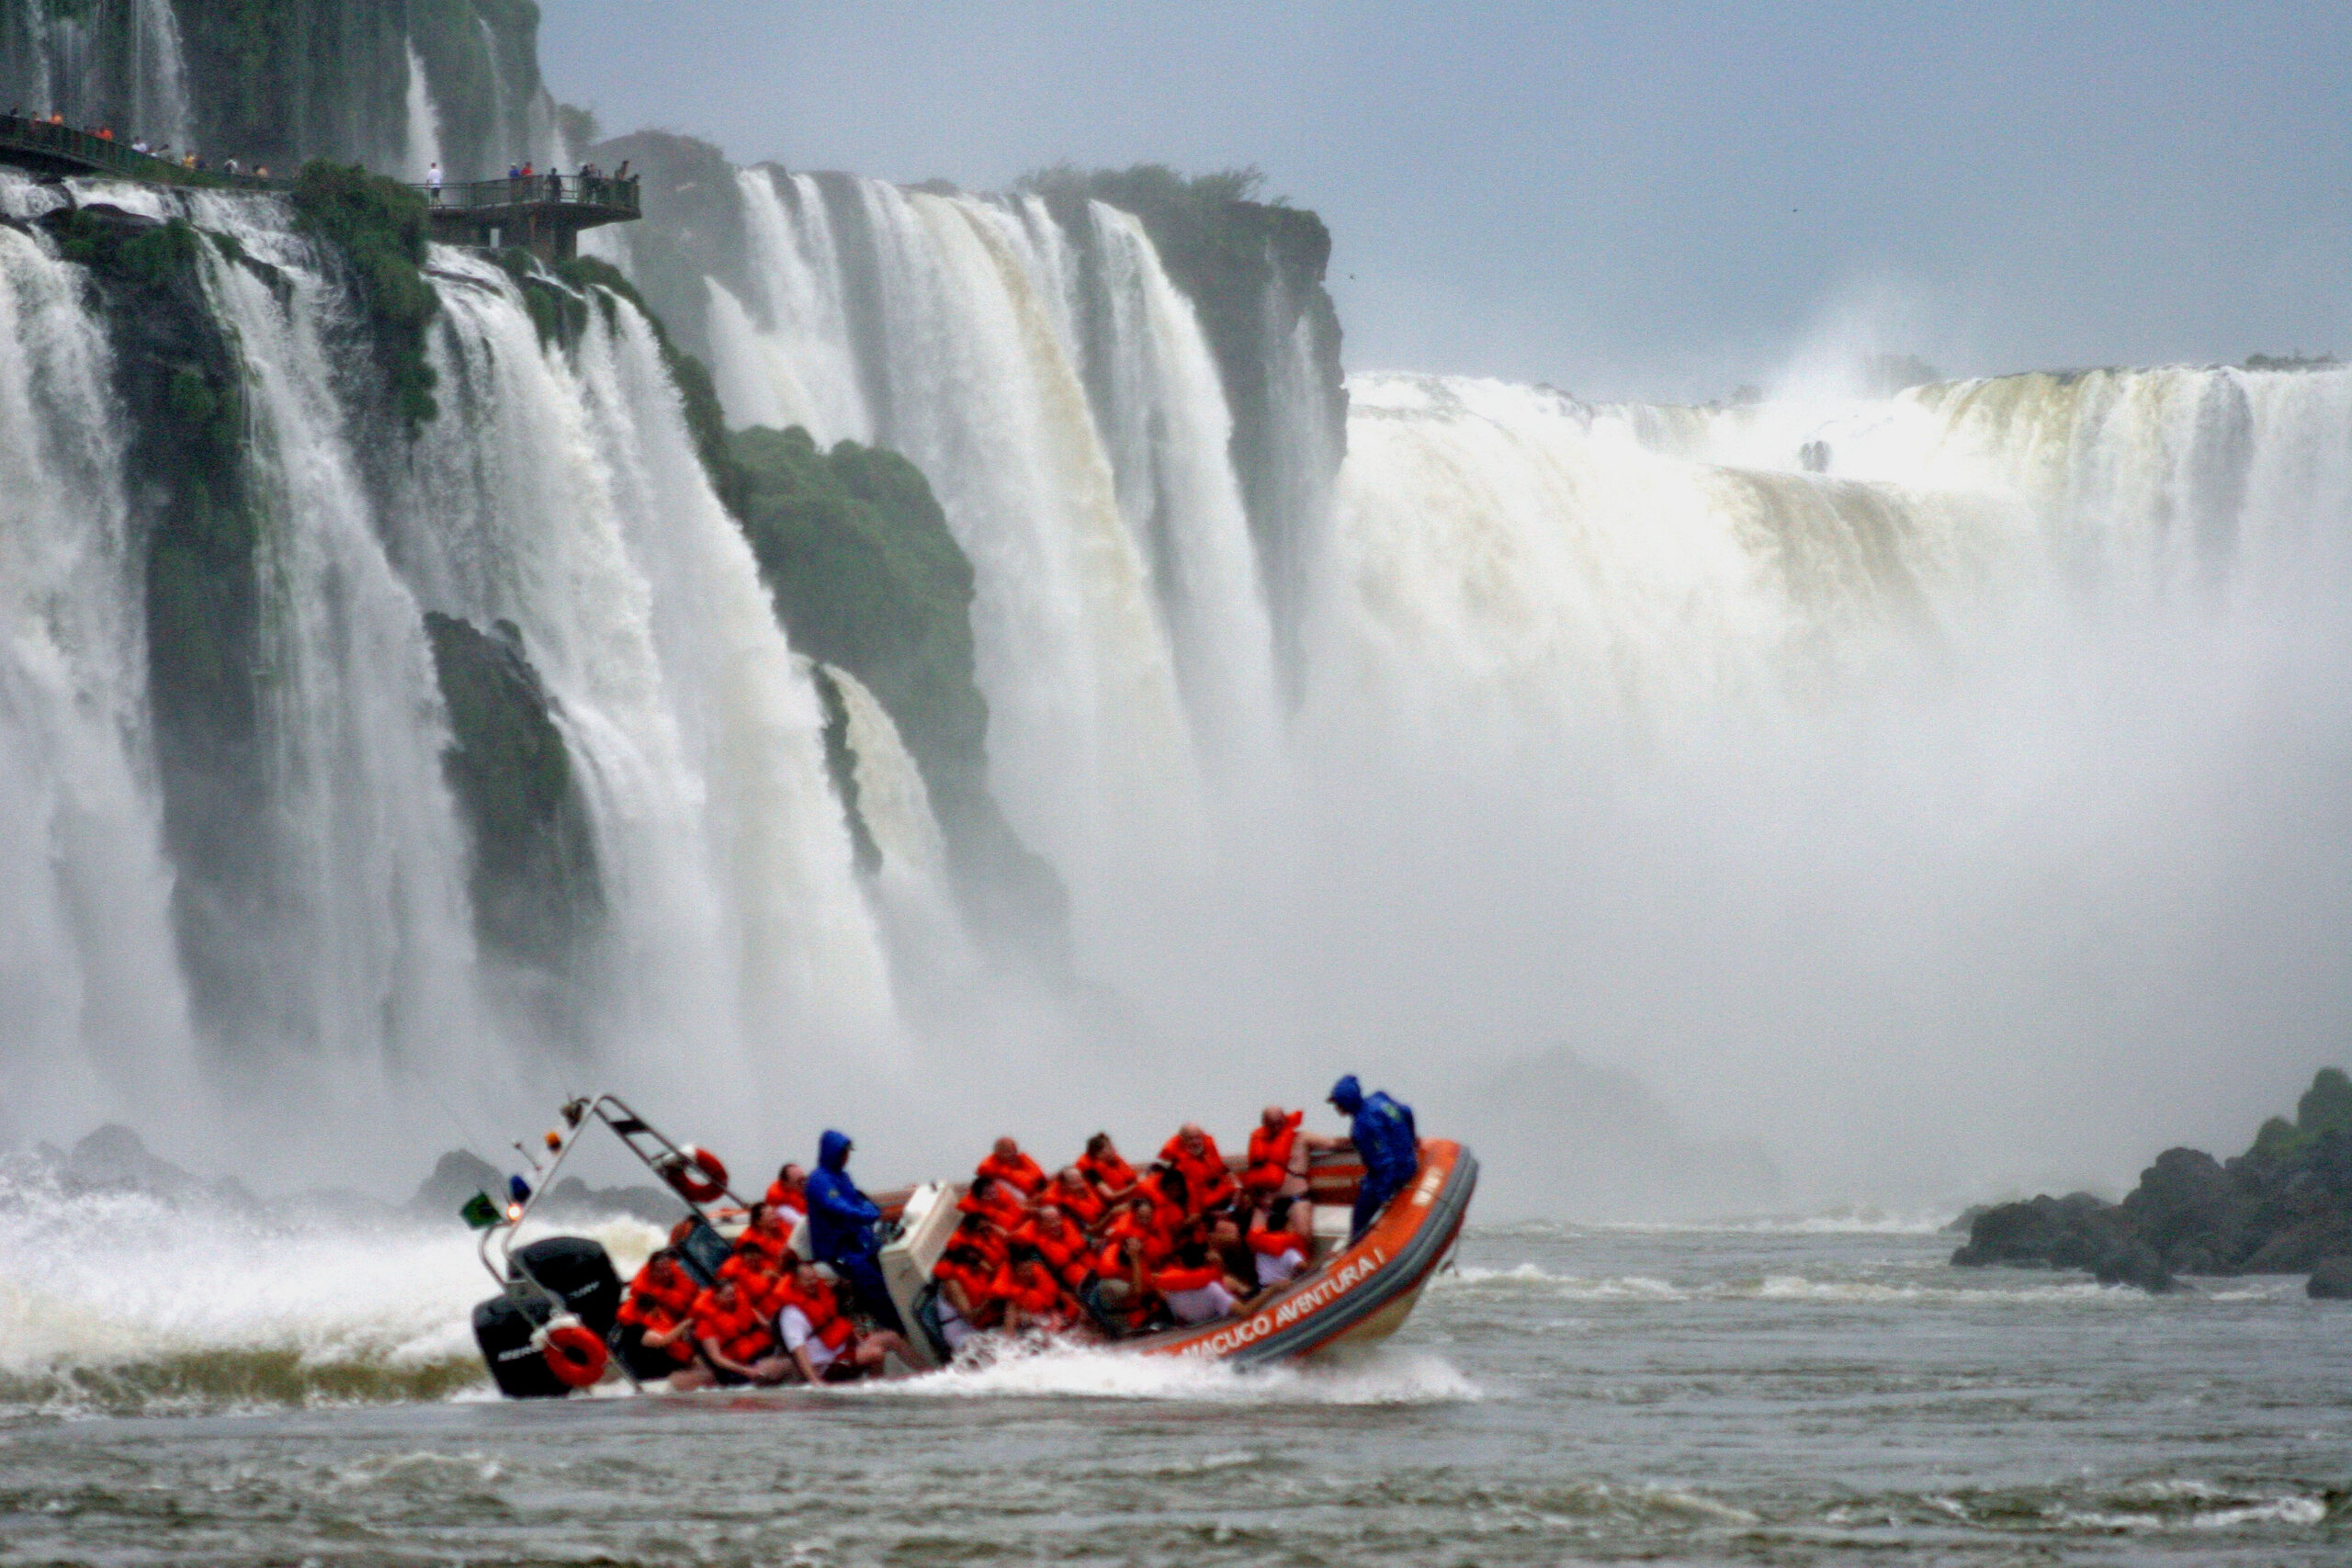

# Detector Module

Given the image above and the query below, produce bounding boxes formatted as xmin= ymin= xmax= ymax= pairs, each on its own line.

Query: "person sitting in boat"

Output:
xmin=958 ymin=1171 xmax=1029 ymax=1231
xmin=932 ymin=1234 xmax=1004 ymax=1351
xmin=1077 ymin=1132 xmax=1140 ymax=1203
xmin=1012 ymin=1201 xmax=1094 ymax=1293
xmin=999 ymin=1245 xmax=1084 ymax=1335
xmin=1159 ymin=1123 xmax=1238 ymax=1214
xmin=951 ymin=1207 xmax=1011 ymax=1269
xmin=682 ymin=1275 xmax=792 ymax=1387
xmin=1310 ymin=1075 xmax=1420 ymax=1242
xmin=1246 ymin=1198 xmax=1310 ymax=1291
xmin=1047 ymin=1165 xmax=1107 ymax=1231
xmin=1240 ymin=1106 xmax=1309 ymax=1219
xmin=764 ymin=1162 xmax=808 ymax=1220
xmin=613 ymin=1250 xmax=702 ymax=1381
xmin=976 ymin=1136 xmax=1047 ymax=1197
xmin=735 ymin=1201 xmax=794 ymax=1271
xmin=779 ymin=1258 xmax=912 ymax=1382
xmin=1146 ymin=1163 xmax=1196 ymax=1229
xmin=804 ymin=1129 xmax=906 ymax=1334
xmin=1151 ymin=1240 xmax=1251 ymax=1325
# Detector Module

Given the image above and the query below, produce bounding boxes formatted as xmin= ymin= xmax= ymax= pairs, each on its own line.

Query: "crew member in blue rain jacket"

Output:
xmin=1309 ymin=1076 xmax=1420 ymax=1241
xmin=804 ymin=1129 xmax=907 ymax=1332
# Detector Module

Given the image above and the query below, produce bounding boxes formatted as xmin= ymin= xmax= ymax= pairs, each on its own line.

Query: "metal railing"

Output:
xmin=416 ymin=174 xmax=640 ymax=218
xmin=0 ymin=114 xmax=280 ymax=189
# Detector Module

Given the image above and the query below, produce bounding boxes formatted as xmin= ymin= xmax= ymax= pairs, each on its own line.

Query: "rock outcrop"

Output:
xmin=1953 ymin=1068 xmax=2352 ymax=1292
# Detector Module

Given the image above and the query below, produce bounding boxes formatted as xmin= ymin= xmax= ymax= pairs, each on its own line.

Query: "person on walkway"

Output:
xmin=803 ymin=1128 xmax=907 ymax=1333
xmin=427 ymin=161 xmax=442 ymax=202
xmin=1311 ymin=1075 xmax=1419 ymax=1242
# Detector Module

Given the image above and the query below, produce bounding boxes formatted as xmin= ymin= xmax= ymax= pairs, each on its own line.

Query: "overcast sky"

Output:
xmin=541 ymin=1 xmax=2349 ymax=401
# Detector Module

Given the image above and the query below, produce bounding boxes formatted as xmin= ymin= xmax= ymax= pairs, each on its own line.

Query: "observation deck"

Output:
xmin=420 ymin=175 xmax=639 ymax=264
xmin=0 ymin=113 xmax=273 ymax=188
xmin=0 ymin=118 xmax=639 ymax=265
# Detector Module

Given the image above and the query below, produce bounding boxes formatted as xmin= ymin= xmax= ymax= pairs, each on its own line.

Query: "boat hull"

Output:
xmin=1125 ymin=1139 xmax=1477 ymax=1366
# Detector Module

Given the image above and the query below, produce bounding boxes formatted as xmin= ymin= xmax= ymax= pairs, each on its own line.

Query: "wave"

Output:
xmin=0 ymin=1168 xmax=668 ymax=1420
xmin=1435 ymin=1263 xmax=2309 ymax=1306
xmin=847 ymin=1337 xmax=1479 ymax=1406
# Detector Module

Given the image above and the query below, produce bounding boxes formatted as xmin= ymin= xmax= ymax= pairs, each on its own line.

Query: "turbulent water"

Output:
xmin=3 ymin=1179 xmax=2345 ymax=1564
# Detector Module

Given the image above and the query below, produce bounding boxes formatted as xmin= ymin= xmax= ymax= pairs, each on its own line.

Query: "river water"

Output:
xmin=2 ymin=1218 xmax=2345 ymax=1565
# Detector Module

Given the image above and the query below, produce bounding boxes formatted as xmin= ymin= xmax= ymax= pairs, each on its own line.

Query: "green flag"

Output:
xmin=459 ymin=1190 xmax=501 ymax=1230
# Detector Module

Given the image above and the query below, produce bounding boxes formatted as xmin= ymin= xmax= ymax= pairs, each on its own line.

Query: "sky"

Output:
xmin=539 ymin=1 xmax=2351 ymax=400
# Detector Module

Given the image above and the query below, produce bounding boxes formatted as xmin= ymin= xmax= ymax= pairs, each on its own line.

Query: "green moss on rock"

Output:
xmin=422 ymin=611 xmax=599 ymax=969
xmin=291 ymin=161 xmax=439 ymax=428
xmin=727 ymin=425 xmax=1067 ymax=953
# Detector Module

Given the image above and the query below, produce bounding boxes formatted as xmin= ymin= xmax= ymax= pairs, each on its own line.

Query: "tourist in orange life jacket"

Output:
xmin=976 ymin=1136 xmax=1046 ymax=1197
xmin=1103 ymin=1191 xmax=1178 ymax=1269
xmin=999 ymin=1245 xmax=1083 ymax=1335
xmin=1241 ymin=1106 xmax=1308 ymax=1213
xmin=1089 ymin=1228 xmax=1159 ymax=1335
xmin=1153 ymin=1238 xmax=1251 ymax=1325
xmin=613 ymin=1250 xmax=701 ymax=1382
xmin=950 ymin=1207 xmax=1011 ymax=1269
xmin=1012 ymin=1202 xmax=1094 ymax=1292
xmin=764 ymin=1163 xmax=808 ymax=1220
xmin=958 ymin=1171 xmax=1029 ymax=1231
xmin=1048 ymin=1165 xmax=1107 ymax=1230
xmin=686 ymin=1276 xmax=792 ymax=1386
xmin=1077 ymin=1132 xmax=1139 ymax=1202
xmin=737 ymin=1201 xmax=795 ymax=1270
xmin=1159 ymin=1123 xmax=1238 ymax=1214
xmin=931 ymin=1235 xmax=1004 ymax=1351
xmin=1246 ymin=1197 xmax=1311 ymax=1291
xmin=778 ymin=1258 xmax=912 ymax=1382
xmin=1147 ymin=1162 xmax=1200 ymax=1230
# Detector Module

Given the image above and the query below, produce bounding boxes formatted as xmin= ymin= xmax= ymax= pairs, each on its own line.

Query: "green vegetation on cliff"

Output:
xmin=290 ymin=162 xmax=438 ymax=427
xmin=726 ymin=425 xmax=1066 ymax=949
xmin=422 ymin=612 xmax=599 ymax=969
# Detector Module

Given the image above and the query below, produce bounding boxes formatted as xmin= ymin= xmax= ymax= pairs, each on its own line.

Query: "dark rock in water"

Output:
xmin=2121 ymin=1147 xmax=2253 ymax=1269
xmin=406 ymin=1149 xmax=506 ymax=1221
xmin=48 ymin=1124 xmax=263 ymax=1213
xmin=1953 ymin=1068 xmax=2352 ymax=1292
xmin=2309 ymin=1257 xmax=2352 ymax=1299
xmin=1943 ymin=1204 xmax=1988 ymax=1235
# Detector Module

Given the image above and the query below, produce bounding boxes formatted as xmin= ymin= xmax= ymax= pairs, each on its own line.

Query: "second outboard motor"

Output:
xmin=471 ymin=1235 xmax=624 ymax=1399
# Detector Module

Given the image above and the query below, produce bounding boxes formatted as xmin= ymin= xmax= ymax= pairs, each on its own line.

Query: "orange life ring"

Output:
xmin=539 ymin=1319 xmax=607 ymax=1389
xmin=665 ymin=1145 xmax=729 ymax=1204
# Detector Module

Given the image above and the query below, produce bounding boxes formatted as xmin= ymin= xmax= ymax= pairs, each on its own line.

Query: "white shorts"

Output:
xmin=1164 ymin=1282 xmax=1236 ymax=1324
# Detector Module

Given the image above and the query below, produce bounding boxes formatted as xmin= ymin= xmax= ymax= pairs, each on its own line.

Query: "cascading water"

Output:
xmin=0 ymin=205 xmax=197 ymax=1146
xmin=0 ymin=0 xmax=188 ymax=147
xmin=401 ymin=41 xmax=443 ymax=183
xmin=0 ymin=175 xmax=898 ymax=1182
xmin=703 ymin=169 xmax=1213 ymax=922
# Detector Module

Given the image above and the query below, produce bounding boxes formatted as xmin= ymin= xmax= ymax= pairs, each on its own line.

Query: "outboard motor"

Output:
xmin=471 ymin=1235 xmax=623 ymax=1399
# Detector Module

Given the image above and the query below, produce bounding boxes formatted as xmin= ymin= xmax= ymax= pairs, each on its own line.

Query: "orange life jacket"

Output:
xmin=692 ymin=1290 xmax=774 ymax=1364
xmin=1002 ymin=1264 xmax=1069 ymax=1317
xmin=627 ymin=1258 xmax=701 ymax=1319
xmin=1243 ymin=1112 xmax=1304 ymax=1193
xmin=616 ymin=1263 xmax=697 ymax=1359
xmin=959 ymin=1184 xmax=1029 ymax=1231
xmin=1077 ymin=1149 xmax=1136 ymax=1195
xmin=933 ymin=1249 xmax=1000 ymax=1304
xmin=1159 ymin=1134 xmax=1237 ymax=1212
xmin=763 ymin=1180 xmax=808 ymax=1218
xmin=1014 ymin=1219 xmax=1093 ymax=1289
xmin=737 ymin=1223 xmax=792 ymax=1269
xmin=976 ymin=1150 xmax=1046 ymax=1195
xmin=1245 ymin=1225 xmax=1306 ymax=1261
xmin=1152 ymin=1262 xmax=1224 ymax=1294
xmin=1049 ymin=1179 xmax=1105 ymax=1228
xmin=781 ymin=1277 xmax=857 ymax=1351
xmin=1102 ymin=1210 xmax=1172 ymax=1269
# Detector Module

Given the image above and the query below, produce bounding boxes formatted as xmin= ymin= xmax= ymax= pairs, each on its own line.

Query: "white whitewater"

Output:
xmin=401 ymin=41 xmax=444 ymax=183
xmin=0 ymin=210 xmax=196 ymax=1145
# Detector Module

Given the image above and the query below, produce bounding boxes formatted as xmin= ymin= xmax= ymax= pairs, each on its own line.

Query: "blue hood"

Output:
xmin=1328 ymin=1075 xmax=1363 ymax=1114
xmin=819 ymin=1129 xmax=853 ymax=1171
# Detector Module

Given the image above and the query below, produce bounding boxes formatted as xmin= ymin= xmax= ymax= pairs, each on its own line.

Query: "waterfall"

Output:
xmin=401 ymin=41 xmax=443 ymax=183
xmin=0 ymin=210 xmax=196 ymax=1145
xmin=714 ymin=169 xmax=1211 ymax=921
xmin=0 ymin=176 xmax=897 ymax=1178
xmin=823 ymin=661 xmax=975 ymax=987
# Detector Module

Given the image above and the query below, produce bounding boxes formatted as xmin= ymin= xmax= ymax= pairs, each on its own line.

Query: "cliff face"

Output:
xmin=2 ymin=0 xmax=557 ymax=177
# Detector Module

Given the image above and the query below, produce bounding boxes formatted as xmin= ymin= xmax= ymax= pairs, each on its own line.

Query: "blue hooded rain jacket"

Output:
xmin=805 ymin=1128 xmax=882 ymax=1264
